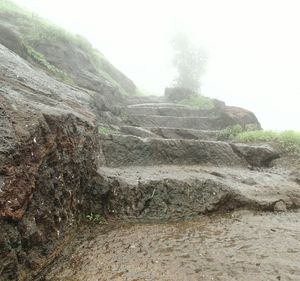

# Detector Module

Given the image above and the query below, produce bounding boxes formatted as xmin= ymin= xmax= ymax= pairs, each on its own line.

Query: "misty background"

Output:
xmin=13 ymin=0 xmax=300 ymax=131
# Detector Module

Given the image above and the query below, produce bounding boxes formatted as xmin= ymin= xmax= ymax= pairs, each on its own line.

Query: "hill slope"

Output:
xmin=0 ymin=0 xmax=137 ymax=96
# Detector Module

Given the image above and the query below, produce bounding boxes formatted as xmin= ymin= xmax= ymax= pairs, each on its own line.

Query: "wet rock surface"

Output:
xmin=230 ymin=143 xmax=280 ymax=167
xmin=0 ymin=43 xmax=106 ymax=280
xmin=100 ymin=134 xmax=279 ymax=168
xmin=1 ymin=11 xmax=300 ymax=281
xmin=99 ymin=165 xmax=300 ymax=219
xmin=100 ymin=134 xmax=247 ymax=167
xmin=148 ymin=127 xmax=219 ymax=140
xmin=42 ymin=210 xmax=300 ymax=281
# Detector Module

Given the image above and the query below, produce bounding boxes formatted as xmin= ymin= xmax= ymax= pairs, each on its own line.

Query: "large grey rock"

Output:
xmin=99 ymin=165 xmax=300 ymax=219
xmin=101 ymin=135 xmax=281 ymax=168
xmin=100 ymin=134 xmax=248 ymax=167
xmin=221 ymin=106 xmax=261 ymax=130
xmin=231 ymin=143 xmax=279 ymax=167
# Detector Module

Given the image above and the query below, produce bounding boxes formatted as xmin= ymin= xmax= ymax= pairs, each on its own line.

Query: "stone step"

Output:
xmin=97 ymin=165 xmax=300 ymax=220
xmin=120 ymin=126 xmax=158 ymax=138
xmin=126 ymin=103 xmax=262 ymax=130
xmin=127 ymin=115 xmax=225 ymax=130
xmin=148 ymin=127 xmax=220 ymax=140
xmin=119 ymin=126 xmax=219 ymax=140
xmin=128 ymin=103 xmax=189 ymax=108
xmin=126 ymin=104 xmax=213 ymax=117
xmin=100 ymin=134 xmax=278 ymax=168
xmin=126 ymin=97 xmax=165 ymax=106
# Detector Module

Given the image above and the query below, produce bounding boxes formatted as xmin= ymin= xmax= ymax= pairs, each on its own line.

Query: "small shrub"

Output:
xmin=86 ymin=213 xmax=107 ymax=224
xmin=179 ymin=95 xmax=214 ymax=109
xmin=217 ymin=124 xmax=245 ymax=140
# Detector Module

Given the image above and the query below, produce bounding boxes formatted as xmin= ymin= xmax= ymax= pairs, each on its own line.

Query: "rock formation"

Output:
xmin=0 ymin=4 xmax=299 ymax=281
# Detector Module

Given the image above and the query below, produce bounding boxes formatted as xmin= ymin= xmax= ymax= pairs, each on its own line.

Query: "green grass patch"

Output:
xmin=218 ymin=125 xmax=300 ymax=154
xmin=217 ymin=124 xmax=245 ymax=141
xmin=98 ymin=126 xmax=119 ymax=135
xmin=86 ymin=213 xmax=108 ymax=225
xmin=0 ymin=0 xmax=133 ymax=95
xmin=234 ymin=130 xmax=300 ymax=153
xmin=179 ymin=95 xmax=214 ymax=109
xmin=22 ymin=41 xmax=73 ymax=83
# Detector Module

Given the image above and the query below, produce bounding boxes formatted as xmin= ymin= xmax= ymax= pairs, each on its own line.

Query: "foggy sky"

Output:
xmin=13 ymin=0 xmax=300 ymax=130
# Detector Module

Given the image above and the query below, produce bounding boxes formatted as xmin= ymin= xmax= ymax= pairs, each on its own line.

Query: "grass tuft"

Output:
xmin=234 ymin=130 xmax=300 ymax=153
xmin=218 ymin=125 xmax=300 ymax=154
xmin=179 ymin=95 xmax=214 ymax=109
xmin=86 ymin=213 xmax=108 ymax=225
xmin=22 ymin=41 xmax=73 ymax=83
xmin=217 ymin=124 xmax=244 ymax=141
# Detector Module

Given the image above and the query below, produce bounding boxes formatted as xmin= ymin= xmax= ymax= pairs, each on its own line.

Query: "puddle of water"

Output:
xmin=44 ymin=210 xmax=300 ymax=281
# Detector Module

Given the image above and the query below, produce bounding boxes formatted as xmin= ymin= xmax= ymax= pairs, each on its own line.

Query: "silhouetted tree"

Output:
xmin=171 ymin=32 xmax=208 ymax=92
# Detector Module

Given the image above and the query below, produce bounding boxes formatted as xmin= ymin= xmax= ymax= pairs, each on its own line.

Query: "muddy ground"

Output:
xmin=41 ymin=210 xmax=300 ymax=281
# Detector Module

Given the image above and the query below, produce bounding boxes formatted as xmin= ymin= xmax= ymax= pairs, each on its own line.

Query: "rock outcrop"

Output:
xmin=1 ymin=4 xmax=298 ymax=281
xmin=0 ymin=7 xmax=136 ymax=98
xmin=0 ymin=43 xmax=106 ymax=280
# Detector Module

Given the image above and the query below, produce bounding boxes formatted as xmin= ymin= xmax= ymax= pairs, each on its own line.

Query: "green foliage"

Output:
xmin=0 ymin=0 xmax=133 ymax=95
xmin=180 ymin=95 xmax=214 ymax=109
xmin=218 ymin=125 xmax=300 ymax=154
xmin=234 ymin=130 xmax=300 ymax=153
xmin=217 ymin=124 xmax=245 ymax=140
xmin=171 ymin=32 xmax=208 ymax=92
xmin=22 ymin=42 xmax=73 ymax=83
xmin=98 ymin=126 xmax=119 ymax=135
xmin=86 ymin=213 xmax=108 ymax=224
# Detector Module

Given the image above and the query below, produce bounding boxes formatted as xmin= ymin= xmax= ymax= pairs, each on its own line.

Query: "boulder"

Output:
xmin=230 ymin=143 xmax=279 ymax=167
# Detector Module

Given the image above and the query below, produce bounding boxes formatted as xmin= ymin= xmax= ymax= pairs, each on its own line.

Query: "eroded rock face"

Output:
xmin=0 ymin=43 xmax=106 ymax=280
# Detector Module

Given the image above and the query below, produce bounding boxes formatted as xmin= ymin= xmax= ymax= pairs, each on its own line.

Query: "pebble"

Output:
xmin=273 ymin=201 xmax=287 ymax=212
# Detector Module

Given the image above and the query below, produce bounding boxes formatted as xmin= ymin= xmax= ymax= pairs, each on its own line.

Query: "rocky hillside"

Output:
xmin=1 ymin=2 xmax=300 ymax=281
xmin=0 ymin=0 xmax=137 ymax=97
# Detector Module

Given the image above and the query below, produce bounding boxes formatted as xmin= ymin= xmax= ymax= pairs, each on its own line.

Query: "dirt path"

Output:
xmin=43 ymin=210 xmax=300 ymax=281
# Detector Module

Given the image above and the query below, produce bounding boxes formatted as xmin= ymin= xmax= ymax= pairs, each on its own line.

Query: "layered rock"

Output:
xmin=99 ymin=165 xmax=300 ymax=220
xmin=0 ymin=6 xmax=291 ymax=281
xmin=100 ymin=134 xmax=278 ymax=168
xmin=0 ymin=44 xmax=106 ymax=280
